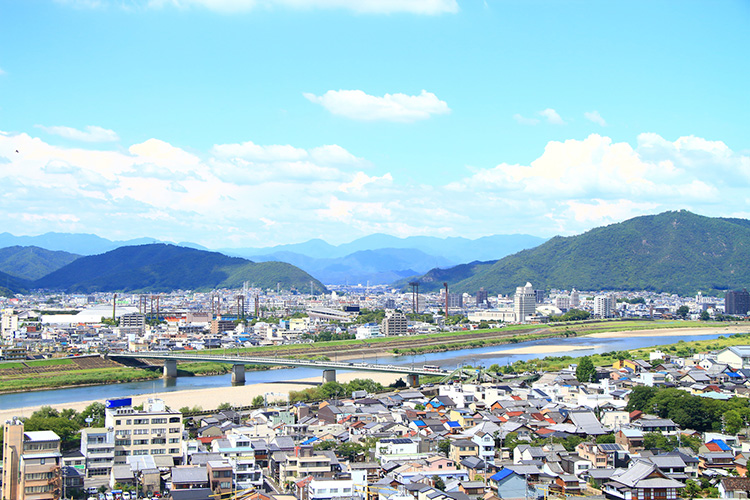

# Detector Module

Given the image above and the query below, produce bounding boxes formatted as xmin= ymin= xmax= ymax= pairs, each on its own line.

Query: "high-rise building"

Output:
xmin=533 ymin=289 xmax=545 ymax=303
xmin=476 ymin=288 xmax=489 ymax=307
xmin=555 ymin=294 xmax=571 ymax=311
xmin=514 ymin=282 xmax=536 ymax=323
xmin=725 ymin=289 xmax=750 ymax=316
xmin=2 ymin=419 xmax=62 ymax=500
xmin=594 ymin=295 xmax=615 ymax=318
xmin=1 ymin=309 xmax=18 ymax=339
xmin=381 ymin=310 xmax=408 ymax=336
xmin=104 ymin=398 xmax=183 ymax=465
xmin=570 ymin=289 xmax=580 ymax=308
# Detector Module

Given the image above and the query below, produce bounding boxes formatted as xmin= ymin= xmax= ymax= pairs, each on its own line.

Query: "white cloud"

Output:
xmin=304 ymin=89 xmax=450 ymax=122
xmin=538 ymin=108 xmax=565 ymax=125
xmin=36 ymin=124 xmax=120 ymax=142
xmin=584 ymin=110 xmax=607 ymax=126
xmin=147 ymin=0 xmax=458 ymax=14
xmin=513 ymin=114 xmax=540 ymax=126
xmin=2 ymin=129 xmax=749 ymax=246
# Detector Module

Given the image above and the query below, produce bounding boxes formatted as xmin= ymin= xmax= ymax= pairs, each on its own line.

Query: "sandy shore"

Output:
xmin=587 ymin=325 xmax=746 ymax=339
xmin=0 ymin=371 xmax=402 ymax=423
xmin=487 ymin=344 xmax=605 ymax=355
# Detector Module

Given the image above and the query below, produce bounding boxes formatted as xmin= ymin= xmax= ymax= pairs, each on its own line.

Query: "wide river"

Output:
xmin=0 ymin=331 xmax=730 ymax=411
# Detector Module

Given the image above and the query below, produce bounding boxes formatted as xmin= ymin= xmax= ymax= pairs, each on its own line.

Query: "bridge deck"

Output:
xmin=111 ymin=352 xmax=449 ymax=376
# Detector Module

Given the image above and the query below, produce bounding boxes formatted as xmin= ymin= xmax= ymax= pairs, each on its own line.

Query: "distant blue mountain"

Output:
xmin=0 ymin=232 xmax=160 ymax=255
xmin=251 ymin=248 xmax=455 ymax=285
xmin=221 ymin=233 xmax=546 ymax=263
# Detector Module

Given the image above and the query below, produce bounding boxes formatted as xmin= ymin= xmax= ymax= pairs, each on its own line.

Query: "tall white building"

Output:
xmin=104 ymin=397 xmax=183 ymax=465
xmin=570 ymin=289 xmax=580 ymax=308
xmin=1 ymin=309 xmax=18 ymax=339
xmin=555 ymin=294 xmax=571 ymax=311
xmin=594 ymin=295 xmax=615 ymax=318
xmin=514 ymin=282 xmax=536 ymax=323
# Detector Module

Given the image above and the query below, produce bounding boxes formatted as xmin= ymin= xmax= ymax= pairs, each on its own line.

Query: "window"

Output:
xmin=169 ymin=427 xmax=180 ymax=433
xmin=133 ymin=418 xmax=149 ymax=425
xmin=151 ymin=449 xmax=166 ymax=455
xmin=169 ymin=448 xmax=180 ymax=454
xmin=151 ymin=428 xmax=166 ymax=435
xmin=151 ymin=418 xmax=167 ymax=424
xmin=169 ymin=438 xmax=180 ymax=444
xmin=115 ymin=439 xmax=131 ymax=446
xmin=134 ymin=439 xmax=149 ymax=445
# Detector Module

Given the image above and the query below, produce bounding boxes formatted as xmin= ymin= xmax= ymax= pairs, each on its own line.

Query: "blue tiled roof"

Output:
xmin=490 ymin=469 xmax=514 ymax=482
xmin=709 ymin=439 xmax=732 ymax=451
xmin=301 ymin=437 xmax=319 ymax=445
xmin=446 ymin=421 xmax=461 ymax=428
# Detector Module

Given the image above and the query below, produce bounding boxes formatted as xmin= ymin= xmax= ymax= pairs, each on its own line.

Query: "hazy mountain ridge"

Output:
xmin=252 ymin=247 xmax=455 ymax=285
xmin=33 ymin=244 xmax=327 ymax=294
xmin=406 ymin=210 xmax=750 ymax=296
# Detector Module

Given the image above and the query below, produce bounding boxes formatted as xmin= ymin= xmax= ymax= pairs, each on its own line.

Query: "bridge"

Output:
xmin=110 ymin=352 xmax=451 ymax=387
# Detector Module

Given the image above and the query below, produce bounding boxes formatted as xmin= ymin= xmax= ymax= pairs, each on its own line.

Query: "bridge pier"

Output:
xmin=322 ymin=369 xmax=336 ymax=384
xmin=163 ymin=359 xmax=177 ymax=378
xmin=407 ymin=374 xmax=420 ymax=387
xmin=232 ymin=364 xmax=245 ymax=385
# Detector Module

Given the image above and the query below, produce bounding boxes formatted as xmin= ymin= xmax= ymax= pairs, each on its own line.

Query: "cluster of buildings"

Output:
xmin=9 ymin=343 xmax=750 ymax=500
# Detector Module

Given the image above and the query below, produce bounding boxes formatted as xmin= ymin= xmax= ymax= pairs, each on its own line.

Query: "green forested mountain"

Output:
xmin=0 ymin=246 xmax=80 ymax=280
xmin=404 ymin=211 xmax=750 ymax=296
xmin=0 ymin=269 xmax=29 ymax=297
xmin=34 ymin=244 xmax=327 ymax=293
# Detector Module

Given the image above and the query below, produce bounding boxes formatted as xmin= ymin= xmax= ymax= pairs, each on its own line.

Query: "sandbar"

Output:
xmin=0 ymin=371 xmax=402 ymax=423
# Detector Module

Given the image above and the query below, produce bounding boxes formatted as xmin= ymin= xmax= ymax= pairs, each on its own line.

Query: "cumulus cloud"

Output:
xmin=146 ymin=0 xmax=458 ymax=14
xmin=35 ymin=124 xmax=119 ymax=142
xmin=2 ymin=129 xmax=749 ymax=246
xmin=538 ymin=108 xmax=565 ymax=125
xmin=304 ymin=89 xmax=450 ymax=122
xmin=584 ymin=110 xmax=607 ymax=126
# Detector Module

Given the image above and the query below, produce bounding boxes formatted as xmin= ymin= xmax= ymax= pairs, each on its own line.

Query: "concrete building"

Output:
xmin=1 ymin=309 xmax=19 ymax=339
xmin=570 ymin=289 xmax=580 ymax=308
xmin=104 ymin=397 xmax=183 ymax=465
xmin=725 ymin=289 xmax=750 ymax=316
xmin=594 ymin=295 xmax=615 ymax=318
xmin=554 ymin=294 xmax=571 ymax=311
xmin=476 ymin=288 xmax=489 ymax=307
xmin=80 ymin=427 xmax=115 ymax=478
xmin=381 ymin=310 xmax=408 ymax=336
xmin=513 ymin=282 xmax=536 ymax=323
xmin=2 ymin=419 xmax=62 ymax=500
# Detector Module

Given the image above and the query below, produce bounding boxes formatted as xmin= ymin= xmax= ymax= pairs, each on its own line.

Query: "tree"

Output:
xmin=217 ymin=402 xmax=232 ymax=410
xmin=489 ymin=364 xmax=501 ymax=374
xmin=723 ymin=409 xmax=744 ymax=435
xmin=575 ymin=356 xmax=596 ymax=383
xmin=77 ymin=402 xmax=106 ymax=428
xmin=676 ymin=306 xmax=690 ymax=319
xmin=432 ymin=476 xmax=446 ymax=491
xmin=701 ymin=310 xmax=711 ymax=321
xmin=252 ymin=395 xmax=265 ymax=408
xmin=625 ymin=386 xmax=658 ymax=412
xmin=438 ymin=439 xmax=451 ymax=456
xmin=683 ymin=479 xmax=700 ymax=500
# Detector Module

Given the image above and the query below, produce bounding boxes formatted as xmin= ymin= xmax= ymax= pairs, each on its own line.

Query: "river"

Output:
xmin=0 ymin=332 xmax=731 ymax=411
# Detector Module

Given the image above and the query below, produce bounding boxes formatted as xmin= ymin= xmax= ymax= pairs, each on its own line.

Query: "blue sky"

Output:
xmin=0 ymin=0 xmax=748 ymax=248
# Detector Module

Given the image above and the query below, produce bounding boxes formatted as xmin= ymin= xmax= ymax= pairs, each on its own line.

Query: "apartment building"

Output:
xmin=103 ymin=397 xmax=183 ymax=465
xmin=2 ymin=419 xmax=62 ymax=500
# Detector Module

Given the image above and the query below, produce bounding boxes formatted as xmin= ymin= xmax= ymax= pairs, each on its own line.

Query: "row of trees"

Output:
xmin=288 ymin=378 xmax=388 ymax=403
xmin=626 ymin=386 xmax=750 ymax=433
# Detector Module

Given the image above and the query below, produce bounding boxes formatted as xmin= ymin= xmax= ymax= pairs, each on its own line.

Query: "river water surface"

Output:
xmin=0 ymin=332 xmax=731 ymax=411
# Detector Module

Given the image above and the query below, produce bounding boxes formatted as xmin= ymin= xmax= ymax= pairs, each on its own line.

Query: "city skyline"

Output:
xmin=0 ymin=1 xmax=748 ymax=247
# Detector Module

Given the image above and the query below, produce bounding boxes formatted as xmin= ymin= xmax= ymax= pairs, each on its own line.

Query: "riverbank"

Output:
xmin=587 ymin=325 xmax=745 ymax=338
xmin=0 ymin=371 xmax=402 ymax=423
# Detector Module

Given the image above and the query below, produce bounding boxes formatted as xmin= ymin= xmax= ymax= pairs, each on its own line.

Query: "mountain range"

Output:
xmin=29 ymin=244 xmax=327 ymax=294
xmin=0 ymin=232 xmax=546 ymax=286
xmin=401 ymin=210 xmax=750 ymax=296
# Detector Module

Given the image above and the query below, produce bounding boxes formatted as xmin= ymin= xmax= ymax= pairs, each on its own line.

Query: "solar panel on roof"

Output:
xmin=600 ymin=443 xmax=621 ymax=451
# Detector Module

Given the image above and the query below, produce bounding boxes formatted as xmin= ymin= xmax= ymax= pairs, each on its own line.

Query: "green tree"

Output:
xmin=625 ymin=386 xmax=658 ymax=412
xmin=432 ymin=476 xmax=446 ymax=491
xmin=252 ymin=395 xmax=265 ymax=408
xmin=676 ymin=306 xmax=690 ymax=319
xmin=575 ymin=356 xmax=596 ymax=383
xmin=217 ymin=402 xmax=232 ymax=410
xmin=438 ymin=439 xmax=451 ymax=456
xmin=723 ymin=409 xmax=744 ymax=434
xmin=489 ymin=364 xmax=501 ymax=373
xmin=77 ymin=402 xmax=106 ymax=428
xmin=700 ymin=310 xmax=711 ymax=321
xmin=683 ymin=479 xmax=700 ymax=500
